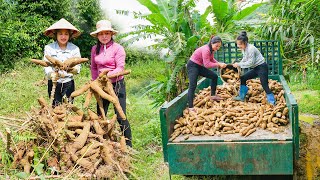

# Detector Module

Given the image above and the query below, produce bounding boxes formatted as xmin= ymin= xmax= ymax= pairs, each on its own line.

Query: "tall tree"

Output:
xmin=14 ymin=0 xmax=71 ymax=20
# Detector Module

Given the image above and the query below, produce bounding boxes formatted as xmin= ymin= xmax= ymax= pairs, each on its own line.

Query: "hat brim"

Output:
xmin=90 ymin=28 xmax=118 ymax=37
xmin=44 ymin=29 xmax=81 ymax=38
xmin=44 ymin=18 xmax=81 ymax=38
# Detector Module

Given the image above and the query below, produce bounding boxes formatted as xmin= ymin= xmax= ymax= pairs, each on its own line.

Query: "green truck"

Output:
xmin=159 ymin=40 xmax=299 ymax=176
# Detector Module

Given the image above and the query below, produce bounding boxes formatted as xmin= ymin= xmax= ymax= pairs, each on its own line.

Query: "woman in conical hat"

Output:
xmin=90 ymin=20 xmax=132 ymax=147
xmin=43 ymin=18 xmax=82 ymax=107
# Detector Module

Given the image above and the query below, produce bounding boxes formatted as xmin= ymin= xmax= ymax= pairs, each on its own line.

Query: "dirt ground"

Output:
xmin=295 ymin=119 xmax=320 ymax=180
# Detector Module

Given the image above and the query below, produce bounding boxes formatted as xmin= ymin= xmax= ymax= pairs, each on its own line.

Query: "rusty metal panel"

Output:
xmin=168 ymin=141 xmax=293 ymax=175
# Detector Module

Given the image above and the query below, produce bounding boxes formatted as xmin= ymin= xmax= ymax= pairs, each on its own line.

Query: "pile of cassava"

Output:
xmin=220 ymin=66 xmax=240 ymax=84
xmin=170 ymin=79 xmax=289 ymax=141
xmin=9 ymin=57 xmax=135 ymax=179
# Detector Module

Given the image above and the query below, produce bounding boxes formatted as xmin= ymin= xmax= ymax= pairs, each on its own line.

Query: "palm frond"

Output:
xmin=137 ymin=0 xmax=160 ymax=13
xmin=156 ymin=0 xmax=171 ymax=21
xmin=171 ymin=32 xmax=187 ymax=54
xmin=233 ymin=3 xmax=265 ymax=21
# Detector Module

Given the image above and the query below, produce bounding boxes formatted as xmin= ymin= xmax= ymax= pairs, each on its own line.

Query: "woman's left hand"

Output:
xmin=233 ymin=63 xmax=239 ymax=68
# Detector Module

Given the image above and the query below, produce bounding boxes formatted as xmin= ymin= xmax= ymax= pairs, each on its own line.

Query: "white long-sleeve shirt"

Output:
xmin=238 ymin=43 xmax=265 ymax=68
xmin=43 ymin=41 xmax=81 ymax=83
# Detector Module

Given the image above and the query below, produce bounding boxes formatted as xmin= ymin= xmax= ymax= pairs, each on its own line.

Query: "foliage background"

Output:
xmin=257 ymin=0 xmax=320 ymax=76
xmin=0 ymin=0 xmax=103 ymax=72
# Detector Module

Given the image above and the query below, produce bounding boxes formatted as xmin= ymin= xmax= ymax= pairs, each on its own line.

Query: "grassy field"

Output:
xmin=0 ymin=59 xmax=319 ymax=179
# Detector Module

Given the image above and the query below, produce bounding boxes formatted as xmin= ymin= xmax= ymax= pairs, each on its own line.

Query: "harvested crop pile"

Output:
xmin=170 ymin=79 xmax=289 ymax=141
xmin=220 ymin=65 xmax=240 ymax=84
xmin=7 ymin=67 xmax=135 ymax=179
xmin=10 ymin=99 xmax=134 ymax=179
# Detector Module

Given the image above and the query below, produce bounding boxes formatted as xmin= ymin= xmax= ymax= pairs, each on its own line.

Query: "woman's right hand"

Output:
xmin=219 ymin=63 xmax=227 ymax=68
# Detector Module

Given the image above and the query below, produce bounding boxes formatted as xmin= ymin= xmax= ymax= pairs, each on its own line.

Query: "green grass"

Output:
xmin=0 ymin=64 xmax=46 ymax=117
xmin=299 ymin=114 xmax=318 ymax=125
xmin=288 ymin=70 xmax=320 ymax=91
xmin=292 ymin=90 xmax=320 ymax=115
xmin=288 ymin=70 xmax=320 ymax=115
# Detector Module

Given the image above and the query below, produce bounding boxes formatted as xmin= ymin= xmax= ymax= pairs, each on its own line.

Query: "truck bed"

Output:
xmin=173 ymin=125 xmax=292 ymax=142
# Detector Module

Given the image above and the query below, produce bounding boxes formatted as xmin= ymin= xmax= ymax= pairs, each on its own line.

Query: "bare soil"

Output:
xmin=295 ymin=119 xmax=320 ymax=180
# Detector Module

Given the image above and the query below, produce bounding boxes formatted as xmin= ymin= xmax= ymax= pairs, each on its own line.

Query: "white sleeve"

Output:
xmin=238 ymin=50 xmax=255 ymax=68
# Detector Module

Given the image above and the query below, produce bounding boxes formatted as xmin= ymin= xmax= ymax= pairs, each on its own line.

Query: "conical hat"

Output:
xmin=44 ymin=18 xmax=81 ymax=38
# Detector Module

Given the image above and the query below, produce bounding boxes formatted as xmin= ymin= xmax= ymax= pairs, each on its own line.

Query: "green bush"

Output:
xmin=0 ymin=0 xmax=103 ymax=72
xmin=125 ymin=48 xmax=161 ymax=65
xmin=72 ymin=0 xmax=104 ymax=58
xmin=0 ymin=15 xmax=52 ymax=72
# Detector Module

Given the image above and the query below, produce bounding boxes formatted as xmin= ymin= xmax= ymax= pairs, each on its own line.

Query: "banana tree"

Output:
xmin=119 ymin=0 xmax=213 ymax=106
xmin=209 ymin=0 xmax=264 ymax=40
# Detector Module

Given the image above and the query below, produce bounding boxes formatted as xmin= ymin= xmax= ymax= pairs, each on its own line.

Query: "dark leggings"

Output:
xmin=187 ymin=60 xmax=218 ymax=108
xmin=240 ymin=62 xmax=272 ymax=94
xmin=97 ymin=79 xmax=132 ymax=147
xmin=48 ymin=80 xmax=75 ymax=107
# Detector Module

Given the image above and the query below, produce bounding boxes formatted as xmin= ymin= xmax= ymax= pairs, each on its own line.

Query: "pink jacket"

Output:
xmin=190 ymin=44 xmax=219 ymax=68
xmin=91 ymin=41 xmax=126 ymax=83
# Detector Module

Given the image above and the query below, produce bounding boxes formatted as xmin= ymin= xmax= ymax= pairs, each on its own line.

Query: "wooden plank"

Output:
xmin=168 ymin=141 xmax=293 ymax=175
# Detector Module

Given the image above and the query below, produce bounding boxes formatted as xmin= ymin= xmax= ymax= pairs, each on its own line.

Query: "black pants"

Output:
xmin=187 ymin=60 xmax=218 ymax=108
xmin=97 ymin=79 xmax=132 ymax=147
xmin=48 ymin=80 xmax=75 ymax=107
xmin=240 ymin=62 xmax=272 ymax=94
